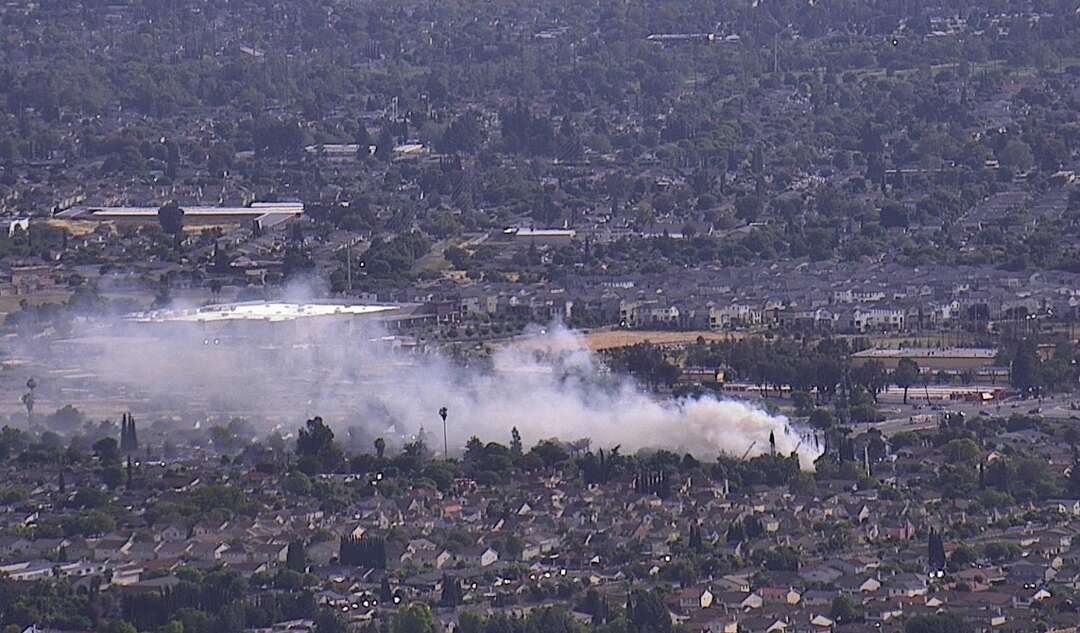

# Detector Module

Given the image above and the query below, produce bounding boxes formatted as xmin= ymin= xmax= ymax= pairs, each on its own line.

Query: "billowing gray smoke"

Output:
xmin=56 ymin=309 xmax=819 ymax=468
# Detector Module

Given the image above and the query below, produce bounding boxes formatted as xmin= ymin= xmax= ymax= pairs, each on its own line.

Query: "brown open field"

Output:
xmin=0 ymin=291 xmax=72 ymax=318
xmin=579 ymin=329 xmax=745 ymax=350
xmin=45 ymin=219 xmax=99 ymax=236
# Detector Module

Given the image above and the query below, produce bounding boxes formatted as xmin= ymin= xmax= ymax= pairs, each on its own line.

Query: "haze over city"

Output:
xmin=2 ymin=2 xmax=1080 ymax=633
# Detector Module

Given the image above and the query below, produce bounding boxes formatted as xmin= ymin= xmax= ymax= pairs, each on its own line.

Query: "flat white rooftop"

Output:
xmin=128 ymin=301 xmax=398 ymax=323
xmin=852 ymin=347 xmax=998 ymax=359
xmin=503 ymin=227 xmax=577 ymax=237
xmin=58 ymin=203 xmax=304 ymax=220
xmin=88 ymin=204 xmax=301 ymax=217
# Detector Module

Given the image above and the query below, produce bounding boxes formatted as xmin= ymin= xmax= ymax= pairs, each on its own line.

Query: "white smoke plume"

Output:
xmin=24 ymin=308 xmax=820 ymax=468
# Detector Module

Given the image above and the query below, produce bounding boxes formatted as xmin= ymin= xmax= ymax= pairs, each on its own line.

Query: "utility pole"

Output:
xmin=346 ymin=241 xmax=352 ymax=292
xmin=439 ymin=407 xmax=448 ymax=458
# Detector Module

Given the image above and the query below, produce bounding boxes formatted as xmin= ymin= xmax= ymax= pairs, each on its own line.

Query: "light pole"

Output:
xmin=439 ymin=407 xmax=448 ymax=458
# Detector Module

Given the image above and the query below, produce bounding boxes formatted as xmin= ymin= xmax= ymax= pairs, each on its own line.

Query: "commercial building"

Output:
xmin=124 ymin=300 xmax=440 ymax=338
xmin=57 ymin=202 xmax=304 ymax=230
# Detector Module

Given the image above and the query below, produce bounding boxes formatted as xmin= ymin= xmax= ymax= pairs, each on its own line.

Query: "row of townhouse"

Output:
xmin=410 ymin=286 xmax=1038 ymax=335
xmin=394 ymin=264 xmax=1080 ymax=333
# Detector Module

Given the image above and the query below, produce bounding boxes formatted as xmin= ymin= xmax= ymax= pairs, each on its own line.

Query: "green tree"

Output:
xmin=286 ymin=540 xmax=307 ymax=572
xmin=100 ymin=464 xmax=124 ymax=489
xmin=439 ymin=574 xmax=462 ymax=607
xmin=158 ymin=200 xmax=185 ymax=238
xmin=792 ymin=391 xmax=814 ymax=416
xmin=734 ymin=195 xmax=763 ymax=222
xmin=375 ymin=127 xmax=395 ymax=162
xmin=1010 ymin=341 xmax=1042 ymax=395
xmin=829 ymin=595 xmax=859 ymax=624
xmin=948 ymin=544 xmax=977 ymax=571
xmin=394 ymin=603 xmax=434 ymax=633
xmin=809 ymin=408 xmax=834 ymax=429
xmin=284 ymin=471 xmax=313 ymax=496
xmin=998 ymin=140 xmax=1034 ymax=172
xmin=905 ymin=613 xmax=971 ymax=633
xmin=628 ymin=590 xmax=671 ymax=633
xmin=852 ymin=360 xmax=888 ymax=400
xmin=99 ymin=621 xmax=137 ymax=633
xmin=943 ymin=439 xmax=980 ymax=464
xmin=93 ymin=436 xmax=120 ymax=462
xmin=529 ymin=441 xmax=569 ymax=468
xmin=762 ymin=546 xmax=801 ymax=571
xmin=296 ymin=417 xmax=344 ymax=475
xmin=928 ymin=528 xmax=946 ymax=572
xmin=315 ymin=609 xmax=347 ymax=633
xmin=892 ymin=358 xmax=920 ymax=404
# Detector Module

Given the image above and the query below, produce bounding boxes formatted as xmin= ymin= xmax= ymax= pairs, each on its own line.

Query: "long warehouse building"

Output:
xmin=56 ymin=202 xmax=304 ymax=230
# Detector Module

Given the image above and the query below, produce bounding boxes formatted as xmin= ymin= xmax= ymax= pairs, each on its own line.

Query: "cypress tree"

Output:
xmin=119 ymin=413 xmax=129 ymax=453
xmin=286 ymin=540 xmax=307 ymax=572
xmin=928 ymin=528 xmax=946 ymax=572
xmin=120 ymin=413 xmax=139 ymax=453
xmin=128 ymin=414 xmax=138 ymax=452
xmin=440 ymin=574 xmax=461 ymax=607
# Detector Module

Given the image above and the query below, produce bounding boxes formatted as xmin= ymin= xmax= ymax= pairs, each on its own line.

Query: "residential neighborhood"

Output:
xmin=3 ymin=405 xmax=1080 ymax=633
xmin=3 ymin=1 xmax=1080 ymax=633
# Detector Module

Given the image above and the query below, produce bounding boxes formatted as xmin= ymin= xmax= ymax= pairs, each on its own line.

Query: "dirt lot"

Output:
xmin=579 ymin=329 xmax=745 ymax=350
xmin=45 ymin=219 xmax=99 ymax=236
xmin=0 ymin=291 xmax=72 ymax=319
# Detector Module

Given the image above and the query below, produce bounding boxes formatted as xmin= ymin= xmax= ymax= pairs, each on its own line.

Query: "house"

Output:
xmin=253 ymin=543 xmax=290 ymax=564
xmin=92 ymin=538 xmax=133 ymax=561
xmin=800 ymin=565 xmax=842 ymax=584
xmin=29 ymin=538 xmax=70 ymax=559
xmin=756 ymin=586 xmax=800 ymax=605
xmin=154 ymin=542 xmax=191 ymax=559
xmin=887 ymin=574 xmax=927 ymax=597
xmin=737 ymin=615 xmax=789 ymax=632
xmin=160 ymin=524 xmax=187 ymax=542
xmin=1007 ymin=562 xmax=1054 ymax=587
xmin=0 ymin=536 xmax=33 ymax=558
xmin=519 ymin=541 xmax=542 ymax=562
xmin=191 ymin=519 xmax=229 ymax=539
xmin=668 ymin=586 xmax=714 ymax=611
xmin=850 ymin=308 xmax=905 ymax=333
xmin=709 ymin=304 xmax=763 ymax=329
xmin=0 ymin=561 xmax=55 ymax=581
xmin=800 ymin=590 xmax=838 ymax=607
xmin=402 ymin=548 xmax=453 ymax=569
xmin=683 ymin=611 xmax=737 ymax=633
xmin=739 ymin=592 xmax=764 ymax=610
xmin=835 ymin=576 xmax=881 ymax=595
xmin=716 ymin=574 xmax=752 ymax=593
xmin=714 ymin=591 xmax=752 ymax=610
xmin=456 ymin=546 xmax=498 ymax=567
xmin=9 ymin=265 xmax=55 ymax=295
xmin=881 ymin=518 xmax=916 ymax=541
xmin=190 ymin=541 xmax=229 ymax=561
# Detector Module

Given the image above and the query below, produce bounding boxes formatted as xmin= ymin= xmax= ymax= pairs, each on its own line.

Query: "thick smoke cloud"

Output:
xmin=41 ymin=308 xmax=819 ymax=468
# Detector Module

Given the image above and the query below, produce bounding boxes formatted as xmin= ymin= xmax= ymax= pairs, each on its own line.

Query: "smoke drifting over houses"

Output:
xmin=22 ymin=300 xmax=818 ymax=468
